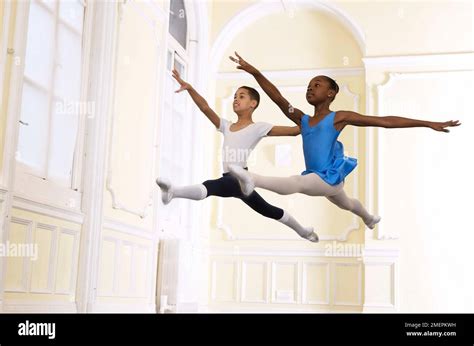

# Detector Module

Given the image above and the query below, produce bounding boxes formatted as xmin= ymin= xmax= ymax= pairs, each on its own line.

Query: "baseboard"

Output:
xmin=175 ymin=302 xmax=199 ymax=313
xmin=2 ymin=300 xmax=77 ymax=313
xmin=362 ymin=304 xmax=398 ymax=313
xmin=207 ymin=305 xmax=364 ymax=313
xmin=87 ymin=303 xmax=156 ymax=313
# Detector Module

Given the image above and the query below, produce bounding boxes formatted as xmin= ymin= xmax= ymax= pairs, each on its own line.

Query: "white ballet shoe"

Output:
xmin=366 ymin=215 xmax=381 ymax=229
xmin=302 ymin=228 xmax=319 ymax=243
xmin=156 ymin=178 xmax=174 ymax=205
xmin=228 ymin=164 xmax=255 ymax=196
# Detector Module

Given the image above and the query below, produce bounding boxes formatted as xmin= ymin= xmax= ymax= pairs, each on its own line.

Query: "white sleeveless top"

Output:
xmin=218 ymin=118 xmax=273 ymax=173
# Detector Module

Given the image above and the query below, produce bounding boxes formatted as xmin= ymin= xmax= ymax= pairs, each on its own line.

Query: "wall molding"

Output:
xmin=96 ymin=235 xmax=153 ymax=301
xmin=87 ymin=302 xmax=155 ymax=313
xmin=11 ymin=194 xmax=84 ymax=225
xmin=102 ymin=217 xmax=155 ymax=240
xmin=4 ymin=216 xmax=80 ymax=299
xmin=209 ymin=247 xmax=398 ymax=311
xmin=217 ymin=67 xmax=364 ymax=80
xmin=210 ymin=0 xmax=366 ymax=74
xmin=362 ymin=52 xmax=474 ymax=69
xmin=2 ymin=300 xmax=78 ymax=313
xmin=270 ymin=261 xmax=299 ymax=304
xmin=301 ymin=261 xmax=330 ymax=305
xmin=207 ymin=304 xmax=362 ymax=313
xmin=55 ymin=228 xmax=80 ymax=296
xmin=240 ymin=261 xmax=269 ymax=304
xmin=210 ymin=246 xmax=351 ymax=258
xmin=4 ymin=216 xmax=33 ymax=293
xmin=375 ymin=70 xmax=472 ymax=240
xmin=362 ymin=261 xmax=397 ymax=309
xmin=210 ymin=260 xmax=239 ymax=303
xmin=97 ymin=236 xmax=119 ymax=297
xmin=333 ymin=262 xmax=362 ymax=306
xmin=364 ymin=53 xmax=474 ymax=241
xmin=29 ymin=222 xmax=58 ymax=294
xmin=105 ymin=0 xmax=162 ymax=219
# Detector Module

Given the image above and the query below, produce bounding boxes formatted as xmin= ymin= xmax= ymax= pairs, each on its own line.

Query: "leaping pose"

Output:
xmin=156 ymin=69 xmax=319 ymax=242
xmin=228 ymin=52 xmax=461 ymax=230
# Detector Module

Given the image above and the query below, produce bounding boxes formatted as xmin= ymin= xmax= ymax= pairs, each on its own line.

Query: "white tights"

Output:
xmin=250 ymin=172 xmax=376 ymax=227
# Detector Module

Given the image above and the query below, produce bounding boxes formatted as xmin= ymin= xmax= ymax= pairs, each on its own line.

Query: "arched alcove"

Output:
xmin=209 ymin=3 xmax=367 ymax=243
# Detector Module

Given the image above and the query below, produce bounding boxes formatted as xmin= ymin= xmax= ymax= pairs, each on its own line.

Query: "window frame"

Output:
xmin=12 ymin=0 xmax=92 ymax=211
xmin=158 ymin=0 xmax=196 ymax=238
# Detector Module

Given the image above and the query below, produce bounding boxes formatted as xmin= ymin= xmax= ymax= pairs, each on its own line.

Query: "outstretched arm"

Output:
xmin=172 ymin=69 xmax=220 ymax=129
xmin=336 ymin=111 xmax=461 ymax=133
xmin=229 ymin=52 xmax=304 ymax=126
xmin=267 ymin=126 xmax=301 ymax=136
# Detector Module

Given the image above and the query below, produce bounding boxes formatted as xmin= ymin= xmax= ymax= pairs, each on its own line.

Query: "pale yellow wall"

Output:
xmin=97 ymin=0 xmax=165 ymax=310
xmin=210 ymin=0 xmax=258 ymax=45
xmin=207 ymin=0 xmax=473 ymax=312
xmin=209 ymin=254 xmax=363 ymax=312
xmin=4 ymin=208 xmax=81 ymax=303
xmin=218 ymin=10 xmax=363 ymax=72
xmin=334 ymin=0 xmax=473 ymax=56
xmin=95 ymin=228 xmax=153 ymax=305
xmin=0 ymin=1 xmax=161 ymax=312
xmin=102 ymin=0 xmax=163 ymax=230
xmin=210 ymin=0 xmax=473 ymax=56
xmin=364 ymin=65 xmax=474 ymax=312
xmin=208 ymin=8 xmax=366 ymax=311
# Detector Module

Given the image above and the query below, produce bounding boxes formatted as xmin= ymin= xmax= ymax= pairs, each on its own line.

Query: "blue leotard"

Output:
xmin=301 ymin=112 xmax=357 ymax=185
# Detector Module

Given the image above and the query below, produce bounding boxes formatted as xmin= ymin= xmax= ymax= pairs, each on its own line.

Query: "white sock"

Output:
xmin=228 ymin=164 xmax=255 ymax=196
xmin=278 ymin=210 xmax=319 ymax=242
xmin=156 ymin=178 xmax=207 ymax=205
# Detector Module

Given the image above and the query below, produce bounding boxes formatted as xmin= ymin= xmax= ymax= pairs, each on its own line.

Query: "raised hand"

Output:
xmin=430 ymin=120 xmax=461 ymax=133
xmin=229 ymin=51 xmax=259 ymax=75
xmin=172 ymin=68 xmax=191 ymax=93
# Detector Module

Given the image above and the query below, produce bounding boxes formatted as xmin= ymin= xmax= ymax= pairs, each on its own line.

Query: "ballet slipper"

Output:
xmin=228 ymin=164 xmax=255 ymax=196
xmin=156 ymin=178 xmax=174 ymax=205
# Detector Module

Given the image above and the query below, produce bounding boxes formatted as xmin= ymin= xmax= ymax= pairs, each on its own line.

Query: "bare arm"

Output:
xmin=229 ymin=52 xmax=304 ymax=126
xmin=267 ymin=126 xmax=301 ymax=137
xmin=172 ymin=69 xmax=220 ymax=129
xmin=337 ymin=111 xmax=461 ymax=133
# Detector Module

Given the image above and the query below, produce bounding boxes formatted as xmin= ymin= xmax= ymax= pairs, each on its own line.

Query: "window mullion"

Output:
xmin=71 ymin=3 xmax=88 ymax=192
xmin=44 ymin=0 xmax=60 ymax=181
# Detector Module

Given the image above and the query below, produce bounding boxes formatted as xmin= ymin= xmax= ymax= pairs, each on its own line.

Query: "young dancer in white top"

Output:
xmin=156 ymin=69 xmax=319 ymax=242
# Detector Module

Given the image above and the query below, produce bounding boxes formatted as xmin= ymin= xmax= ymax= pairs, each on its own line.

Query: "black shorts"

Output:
xmin=203 ymin=170 xmax=283 ymax=220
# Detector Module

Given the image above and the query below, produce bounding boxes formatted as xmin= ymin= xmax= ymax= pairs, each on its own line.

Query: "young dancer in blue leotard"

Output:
xmin=228 ymin=52 xmax=461 ymax=233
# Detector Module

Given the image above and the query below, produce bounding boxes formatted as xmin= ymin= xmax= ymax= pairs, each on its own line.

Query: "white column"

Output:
xmin=75 ymin=0 xmax=119 ymax=313
xmin=0 ymin=0 xmax=31 ymax=312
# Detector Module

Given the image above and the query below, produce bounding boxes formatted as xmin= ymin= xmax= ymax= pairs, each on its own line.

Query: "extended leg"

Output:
xmin=229 ymin=164 xmax=342 ymax=197
xmin=241 ymin=191 xmax=318 ymax=242
xmin=326 ymin=189 xmax=381 ymax=229
xmin=156 ymin=178 xmax=207 ymax=205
